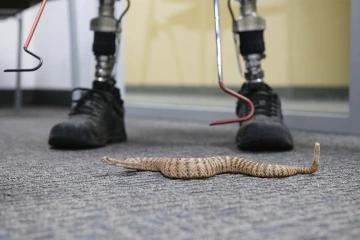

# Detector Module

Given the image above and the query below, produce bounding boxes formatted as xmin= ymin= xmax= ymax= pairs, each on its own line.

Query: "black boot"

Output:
xmin=48 ymin=81 xmax=127 ymax=149
xmin=236 ymin=82 xmax=293 ymax=151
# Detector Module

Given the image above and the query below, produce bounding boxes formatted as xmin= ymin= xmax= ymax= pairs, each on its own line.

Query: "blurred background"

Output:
xmin=0 ymin=0 xmax=355 ymax=130
xmin=124 ymin=0 xmax=350 ymax=113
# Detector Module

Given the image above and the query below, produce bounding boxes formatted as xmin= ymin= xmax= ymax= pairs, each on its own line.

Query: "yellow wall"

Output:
xmin=124 ymin=0 xmax=350 ymax=87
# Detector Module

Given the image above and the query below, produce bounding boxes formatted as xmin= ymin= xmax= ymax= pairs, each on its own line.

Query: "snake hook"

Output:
xmin=4 ymin=0 xmax=47 ymax=72
xmin=210 ymin=0 xmax=255 ymax=126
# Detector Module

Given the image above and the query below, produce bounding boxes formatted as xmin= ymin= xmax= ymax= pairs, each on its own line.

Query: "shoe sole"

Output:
xmin=49 ymin=124 xmax=127 ymax=149
xmin=49 ymin=134 xmax=127 ymax=149
xmin=236 ymin=122 xmax=294 ymax=151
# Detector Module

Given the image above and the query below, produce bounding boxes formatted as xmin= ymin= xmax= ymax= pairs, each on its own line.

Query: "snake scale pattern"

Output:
xmin=101 ymin=142 xmax=320 ymax=179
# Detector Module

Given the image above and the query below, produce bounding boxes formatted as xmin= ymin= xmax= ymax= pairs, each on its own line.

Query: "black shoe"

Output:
xmin=48 ymin=81 xmax=127 ymax=149
xmin=235 ymin=82 xmax=293 ymax=151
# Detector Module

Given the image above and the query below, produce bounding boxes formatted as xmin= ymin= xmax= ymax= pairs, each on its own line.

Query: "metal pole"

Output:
xmin=349 ymin=0 xmax=360 ymax=131
xmin=68 ymin=0 xmax=80 ymax=100
xmin=15 ymin=13 xmax=23 ymax=115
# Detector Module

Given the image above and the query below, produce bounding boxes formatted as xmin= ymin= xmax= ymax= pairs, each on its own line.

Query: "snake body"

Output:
xmin=101 ymin=142 xmax=320 ymax=179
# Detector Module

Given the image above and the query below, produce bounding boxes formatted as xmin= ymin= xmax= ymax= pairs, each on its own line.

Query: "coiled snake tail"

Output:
xmin=101 ymin=142 xmax=320 ymax=179
xmin=296 ymin=141 xmax=320 ymax=174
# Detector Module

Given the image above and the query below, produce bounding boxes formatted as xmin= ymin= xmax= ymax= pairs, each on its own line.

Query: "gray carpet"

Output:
xmin=0 ymin=108 xmax=359 ymax=240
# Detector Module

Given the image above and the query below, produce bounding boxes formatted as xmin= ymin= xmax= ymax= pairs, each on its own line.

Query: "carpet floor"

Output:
xmin=0 ymin=108 xmax=359 ymax=240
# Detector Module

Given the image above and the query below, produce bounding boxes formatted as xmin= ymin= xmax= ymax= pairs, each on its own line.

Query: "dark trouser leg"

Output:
xmin=233 ymin=0 xmax=293 ymax=151
xmin=48 ymin=0 xmax=127 ymax=149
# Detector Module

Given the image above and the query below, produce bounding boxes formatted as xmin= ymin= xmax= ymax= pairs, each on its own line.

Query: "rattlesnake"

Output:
xmin=101 ymin=142 xmax=320 ymax=179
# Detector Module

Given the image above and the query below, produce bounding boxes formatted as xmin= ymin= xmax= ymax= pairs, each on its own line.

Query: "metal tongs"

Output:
xmin=4 ymin=0 xmax=48 ymax=72
xmin=210 ymin=0 xmax=254 ymax=126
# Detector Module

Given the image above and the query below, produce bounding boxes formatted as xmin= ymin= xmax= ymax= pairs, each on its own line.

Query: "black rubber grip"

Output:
xmin=239 ymin=31 xmax=265 ymax=55
xmin=93 ymin=32 xmax=116 ymax=56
